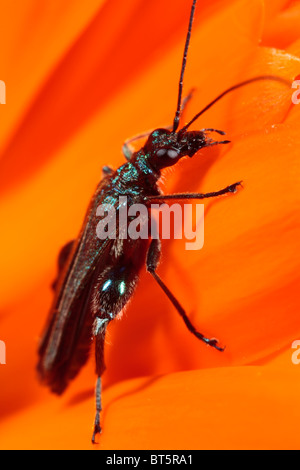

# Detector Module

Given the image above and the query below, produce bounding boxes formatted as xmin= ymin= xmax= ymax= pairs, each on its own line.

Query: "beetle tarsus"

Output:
xmin=228 ymin=181 xmax=243 ymax=193
xmin=91 ymin=376 xmax=102 ymax=444
xmin=204 ymin=337 xmax=226 ymax=352
xmin=92 ymin=422 xmax=101 ymax=445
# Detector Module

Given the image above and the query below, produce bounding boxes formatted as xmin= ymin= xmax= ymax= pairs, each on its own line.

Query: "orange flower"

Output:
xmin=0 ymin=0 xmax=299 ymax=450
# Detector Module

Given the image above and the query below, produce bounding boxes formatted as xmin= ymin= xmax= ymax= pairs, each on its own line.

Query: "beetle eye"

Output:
xmin=156 ymin=149 xmax=167 ymax=157
xmin=156 ymin=148 xmax=179 ymax=159
xmin=167 ymin=149 xmax=180 ymax=159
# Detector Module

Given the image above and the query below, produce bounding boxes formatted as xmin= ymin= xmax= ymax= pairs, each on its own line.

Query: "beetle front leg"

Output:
xmin=122 ymin=132 xmax=153 ymax=160
xmin=147 ymin=182 xmax=242 ymax=202
xmin=102 ymin=165 xmax=114 ymax=176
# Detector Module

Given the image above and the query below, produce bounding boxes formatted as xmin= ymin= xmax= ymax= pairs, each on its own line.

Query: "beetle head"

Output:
xmin=143 ymin=128 xmax=229 ymax=171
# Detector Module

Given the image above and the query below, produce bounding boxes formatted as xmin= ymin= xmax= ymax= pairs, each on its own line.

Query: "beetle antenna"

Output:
xmin=180 ymin=75 xmax=291 ymax=133
xmin=173 ymin=0 xmax=198 ymax=133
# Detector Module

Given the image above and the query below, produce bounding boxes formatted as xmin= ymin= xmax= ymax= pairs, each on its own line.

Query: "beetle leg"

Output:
xmin=91 ymin=260 xmax=142 ymax=443
xmin=102 ymin=165 xmax=114 ymax=176
xmin=146 ymin=239 xmax=225 ymax=352
xmin=202 ymin=128 xmax=226 ymax=135
xmin=180 ymin=88 xmax=195 ymax=120
xmin=204 ymin=139 xmax=231 ymax=147
xmin=92 ymin=376 xmax=102 ymax=444
xmin=91 ymin=316 xmax=109 ymax=444
xmin=122 ymin=131 xmax=153 ymax=161
xmin=92 ymin=315 xmax=109 ymax=444
xmin=51 ymin=240 xmax=75 ymax=290
xmin=146 ymin=182 xmax=242 ymax=202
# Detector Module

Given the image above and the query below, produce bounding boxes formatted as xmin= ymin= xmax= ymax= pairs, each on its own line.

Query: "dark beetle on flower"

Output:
xmin=37 ymin=0 xmax=289 ymax=443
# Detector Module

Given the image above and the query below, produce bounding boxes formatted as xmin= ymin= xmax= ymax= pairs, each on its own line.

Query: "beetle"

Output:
xmin=37 ymin=0 xmax=289 ymax=443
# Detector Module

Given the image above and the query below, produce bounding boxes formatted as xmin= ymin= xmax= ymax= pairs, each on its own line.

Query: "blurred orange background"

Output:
xmin=0 ymin=0 xmax=300 ymax=450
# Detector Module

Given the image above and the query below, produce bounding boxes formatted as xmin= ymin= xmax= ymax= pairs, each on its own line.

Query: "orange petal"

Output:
xmin=0 ymin=0 xmax=299 ymax=450
xmin=0 ymin=365 xmax=299 ymax=450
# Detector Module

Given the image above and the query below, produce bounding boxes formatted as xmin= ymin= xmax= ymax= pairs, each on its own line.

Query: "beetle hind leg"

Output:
xmin=91 ymin=317 xmax=109 ymax=444
xmin=90 ymin=261 xmax=142 ymax=443
xmin=92 ymin=376 xmax=102 ymax=444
